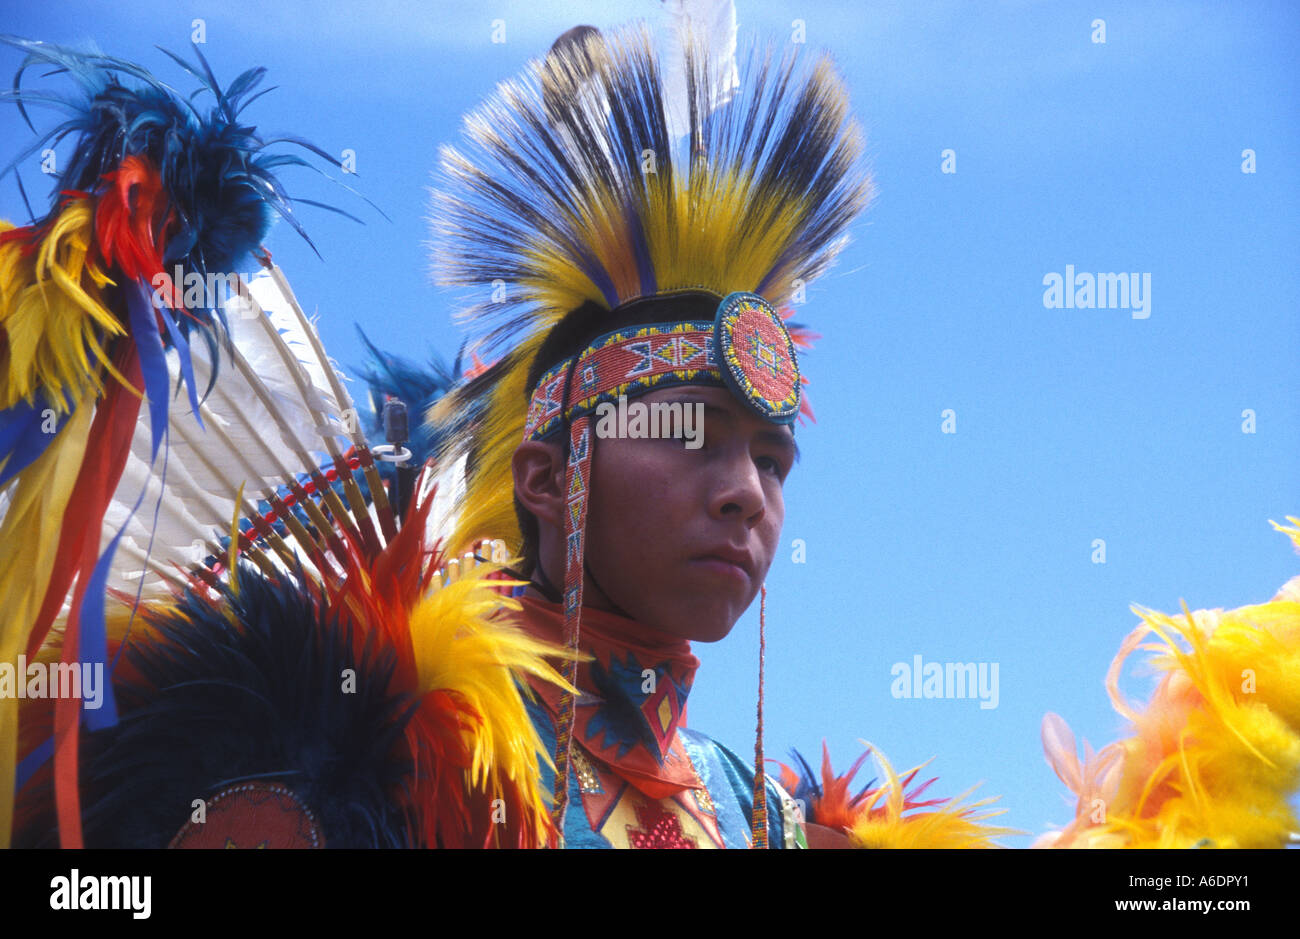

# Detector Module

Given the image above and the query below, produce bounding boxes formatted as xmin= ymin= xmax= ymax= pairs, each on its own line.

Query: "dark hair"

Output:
xmin=513 ymin=292 xmax=721 ymax=576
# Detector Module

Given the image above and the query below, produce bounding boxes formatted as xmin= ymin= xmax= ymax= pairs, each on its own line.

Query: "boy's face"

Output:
xmin=578 ymin=384 xmax=796 ymax=642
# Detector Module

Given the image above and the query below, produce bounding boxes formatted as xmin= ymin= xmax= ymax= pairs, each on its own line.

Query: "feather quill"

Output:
xmin=83 ymin=270 xmax=367 ymax=609
xmin=659 ymin=0 xmax=739 ymax=140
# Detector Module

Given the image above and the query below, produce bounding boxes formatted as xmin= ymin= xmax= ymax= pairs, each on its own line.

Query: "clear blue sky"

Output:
xmin=2 ymin=0 xmax=1296 ymax=845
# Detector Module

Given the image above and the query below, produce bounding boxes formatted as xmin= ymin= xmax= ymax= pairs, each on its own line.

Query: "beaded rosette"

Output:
xmin=715 ymin=292 xmax=802 ymax=424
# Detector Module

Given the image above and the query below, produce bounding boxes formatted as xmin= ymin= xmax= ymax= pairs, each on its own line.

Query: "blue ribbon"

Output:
xmin=0 ymin=391 xmax=74 ymax=488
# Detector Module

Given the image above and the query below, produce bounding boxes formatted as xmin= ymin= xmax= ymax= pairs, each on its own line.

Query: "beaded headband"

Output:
xmin=523 ymin=292 xmax=800 ymax=444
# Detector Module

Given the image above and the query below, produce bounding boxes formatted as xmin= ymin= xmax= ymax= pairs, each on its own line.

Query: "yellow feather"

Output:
xmin=437 ymin=339 xmax=543 ymax=559
xmin=0 ymin=204 xmax=126 ymax=413
xmin=407 ymin=561 xmax=577 ymax=841
xmin=1270 ymin=515 xmax=1300 ymax=552
xmin=1039 ymin=518 xmax=1300 ymax=848
xmin=845 ymin=745 xmax=1020 ymax=849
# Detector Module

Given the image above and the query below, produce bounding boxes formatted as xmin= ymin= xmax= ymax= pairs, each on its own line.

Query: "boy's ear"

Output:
xmin=512 ymin=440 xmax=566 ymax=530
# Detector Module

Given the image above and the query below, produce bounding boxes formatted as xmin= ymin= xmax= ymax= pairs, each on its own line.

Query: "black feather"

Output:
xmin=20 ymin=560 xmax=421 ymax=848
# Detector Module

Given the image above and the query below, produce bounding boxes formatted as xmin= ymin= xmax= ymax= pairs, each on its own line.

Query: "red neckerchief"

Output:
xmin=513 ymin=594 xmax=703 ymax=800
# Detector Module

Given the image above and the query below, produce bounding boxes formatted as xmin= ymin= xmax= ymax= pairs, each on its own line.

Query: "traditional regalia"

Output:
xmin=0 ymin=18 xmax=873 ymax=848
xmin=2 ymin=13 xmax=1297 ymax=851
xmin=0 ymin=34 xmax=566 ymax=849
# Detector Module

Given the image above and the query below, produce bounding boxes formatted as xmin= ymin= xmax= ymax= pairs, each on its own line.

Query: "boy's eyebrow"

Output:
xmin=698 ymin=402 xmax=736 ymax=426
xmin=687 ymin=400 xmax=801 ymax=462
xmin=757 ymin=428 xmax=800 ymax=463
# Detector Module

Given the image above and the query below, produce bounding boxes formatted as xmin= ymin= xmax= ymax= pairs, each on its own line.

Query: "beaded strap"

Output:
xmin=549 ymin=415 xmax=593 ymax=845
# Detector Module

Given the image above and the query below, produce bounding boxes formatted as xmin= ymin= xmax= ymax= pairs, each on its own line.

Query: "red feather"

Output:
xmin=26 ymin=343 xmax=144 ymax=659
xmin=49 ymin=343 xmax=145 ymax=848
xmin=316 ymin=475 xmax=547 ymax=848
xmin=93 ymin=155 xmax=176 ymax=301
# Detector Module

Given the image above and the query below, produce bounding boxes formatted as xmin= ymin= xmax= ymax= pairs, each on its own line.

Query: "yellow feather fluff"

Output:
xmin=1037 ymin=517 xmax=1300 ymax=848
xmin=0 ymin=204 xmax=129 ymax=414
xmin=435 ymin=340 xmax=541 ymax=558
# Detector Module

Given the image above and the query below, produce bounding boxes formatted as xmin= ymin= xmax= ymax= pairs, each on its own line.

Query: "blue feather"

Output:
xmin=123 ymin=280 xmax=170 ymax=464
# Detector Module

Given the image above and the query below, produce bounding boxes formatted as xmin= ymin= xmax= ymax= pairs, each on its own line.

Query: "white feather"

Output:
xmin=423 ymin=450 xmax=468 ymax=557
xmin=660 ymin=0 xmax=739 ymax=140
xmin=99 ymin=269 xmax=364 ymax=606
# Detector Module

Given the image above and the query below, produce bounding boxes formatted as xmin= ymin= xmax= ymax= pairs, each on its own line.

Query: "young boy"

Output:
xmin=505 ymin=298 xmax=802 ymax=847
xmin=427 ymin=23 xmax=870 ymax=847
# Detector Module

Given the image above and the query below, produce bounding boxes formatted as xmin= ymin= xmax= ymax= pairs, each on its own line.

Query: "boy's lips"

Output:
xmin=690 ymin=546 xmax=755 ymax=582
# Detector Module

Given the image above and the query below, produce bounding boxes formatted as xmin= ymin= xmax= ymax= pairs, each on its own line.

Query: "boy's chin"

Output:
xmin=683 ymin=621 xmax=738 ymax=644
xmin=644 ymin=597 xmax=746 ymax=644
xmin=594 ymin=575 xmax=755 ymax=643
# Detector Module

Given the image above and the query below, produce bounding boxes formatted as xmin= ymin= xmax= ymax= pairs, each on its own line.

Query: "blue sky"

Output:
xmin=2 ymin=0 xmax=1297 ymax=845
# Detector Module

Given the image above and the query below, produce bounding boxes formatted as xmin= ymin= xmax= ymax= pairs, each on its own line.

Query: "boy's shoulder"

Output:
xmin=676 ymin=726 xmax=807 ymax=849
